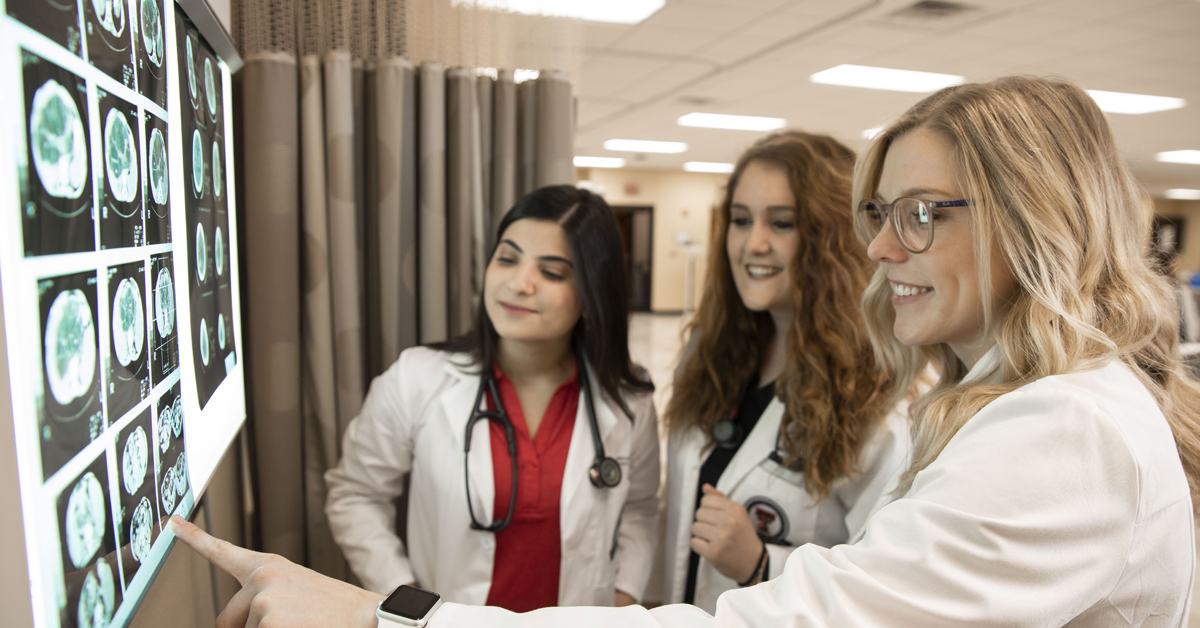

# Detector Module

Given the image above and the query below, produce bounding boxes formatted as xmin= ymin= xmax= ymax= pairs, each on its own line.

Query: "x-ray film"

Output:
xmin=116 ymin=409 xmax=158 ymax=589
xmin=153 ymin=383 xmax=187 ymax=525
xmin=105 ymin=261 xmax=149 ymax=423
xmin=98 ymin=92 xmax=143 ymax=249
xmin=134 ymin=0 xmax=167 ymax=107
xmin=20 ymin=50 xmax=95 ymax=257
xmin=148 ymin=254 xmax=178 ymax=385
xmin=143 ymin=114 xmax=170 ymax=244
xmin=83 ymin=0 xmax=136 ymax=87
xmin=7 ymin=0 xmax=83 ymax=55
xmin=55 ymin=452 xmax=122 ymax=628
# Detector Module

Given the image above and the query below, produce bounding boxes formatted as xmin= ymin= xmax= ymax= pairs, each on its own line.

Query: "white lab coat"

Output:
xmin=426 ymin=357 xmax=1196 ymax=627
xmin=655 ymin=395 xmax=911 ymax=613
xmin=326 ymin=346 xmax=660 ymax=606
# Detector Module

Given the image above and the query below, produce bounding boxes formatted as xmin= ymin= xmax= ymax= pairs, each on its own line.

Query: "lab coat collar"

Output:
xmin=715 ymin=396 xmax=785 ymax=495
xmin=962 ymin=345 xmax=1001 ymax=385
xmin=440 ymin=356 xmax=494 ymax=525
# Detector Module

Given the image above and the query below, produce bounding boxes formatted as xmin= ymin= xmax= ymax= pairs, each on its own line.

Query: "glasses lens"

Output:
xmin=896 ymin=198 xmax=932 ymax=252
xmin=857 ymin=200 xmax=884 ymax=242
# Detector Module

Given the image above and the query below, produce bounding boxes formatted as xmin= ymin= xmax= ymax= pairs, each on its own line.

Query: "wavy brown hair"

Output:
xmin=666 ymin=130 xmax=896 ymax=499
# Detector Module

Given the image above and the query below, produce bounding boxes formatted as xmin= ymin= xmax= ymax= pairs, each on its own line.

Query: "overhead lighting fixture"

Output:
xmin=1165 ymin=189 xmax=1200 ymax=200
xmin=677 ymin=113 xmax=786 ymax=131
xmin=1157 ymin=150 xmax=1200 ymax=165
xmin=604 ymin=139 xmax=688 ymax=153
xmin=862 ymin=125 xmax=886 ymax=140
xmin=513 ymin=69 xmax=540 ymax=83
xmin=574 ymin=156 xmax=625 ymax=168
xmin=810 ymin=64 xmax=963 ymax=93
xmin=454 ymin=0 xmax=665 ymax=24
xmin=1087 ymin=90 xmax=1185 ymax=115
xmin=683 ymin=162 xmax=735 ymax=173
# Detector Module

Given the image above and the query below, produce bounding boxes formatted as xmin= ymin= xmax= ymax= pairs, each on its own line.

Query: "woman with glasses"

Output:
xmin=655 ymin=131 xmax=912 ymax=613
xmin=322 ymin=185 xmax=660 ymax=611
xmin=174 ymin=76 xmax=1200 ymax=627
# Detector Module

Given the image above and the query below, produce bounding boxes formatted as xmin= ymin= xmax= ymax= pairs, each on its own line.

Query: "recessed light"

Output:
xmin=513 ymin=69 xmax=540 ymax=84
xmin=1165 ymin=189 xmax=1200 ymax=200
xmin=862 ymin=126 xmax=886 ymax=140
xmin=810 ymin=64 xmax=963 ymax=93
xmin=677 ymin=113 xmax=786 ymax=131
xmin=604 ymin=139 xmax=688 ymax=153
xmin=1087 ymin=90 xmax=1185 ymax=115
xmin=1157 ymin=150 xmax=1200 ymax=165
xmin=683 ymin=162 xmax=735 ymax=173
xmin=574 ymin=156 xmax=625 ymax=168
xmin=454 ymin=0 xmax=664 ymax=24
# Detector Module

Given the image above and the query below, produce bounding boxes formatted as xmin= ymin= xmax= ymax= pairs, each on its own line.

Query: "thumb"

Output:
xmin=701 ymin=483 xmax=726 ymax=498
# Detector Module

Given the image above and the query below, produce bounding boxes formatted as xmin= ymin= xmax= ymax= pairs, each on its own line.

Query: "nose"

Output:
xmin=747 ymin=219 xmax=772 ymax=254
xmin=866 ymin=218 xmax=909 ymax=264
xmin=508 ymin=261 xmax=537 ymax=294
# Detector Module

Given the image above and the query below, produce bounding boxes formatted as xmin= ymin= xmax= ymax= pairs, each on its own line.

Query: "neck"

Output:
xmin=496 ymin=335 xmax=576 ymax=383
xmin=759 ymin=307 xmax=793 ymax=386
xmin=951 ymin=338 xmax=992 ymax=371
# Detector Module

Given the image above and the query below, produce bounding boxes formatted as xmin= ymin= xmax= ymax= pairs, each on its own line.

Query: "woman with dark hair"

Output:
xmin=657 ymin=130 xmax=912 ymax=611
xmin=323 ymin=185 xmax=660 ymax=611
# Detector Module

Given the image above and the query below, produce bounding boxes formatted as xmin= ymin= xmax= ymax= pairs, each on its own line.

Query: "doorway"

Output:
xmin=611 ymin=205 xmax=653 ymax=312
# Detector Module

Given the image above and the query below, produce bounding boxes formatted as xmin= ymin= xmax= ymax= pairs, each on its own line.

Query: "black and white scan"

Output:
xmin=143 ymin=113 xmax=170 ymax=244
xmin=20 ymin=50 xmax=94 ymax=258
xmin=38 ymin=271 xmax=104 ymax=481
xmin=7 ymin=0 xmax=83 ymax=56
xmin=116 ymin=408 xmax=157 ymax=590
xmin=98 ymin=91 xmax=143 ymax=250
xmin=149 ymin=254 xmax=178 ymax=385
xmin=56 ymin=452 xmax=123 ymax=628
xmin=153 ymin=383 xmax=187 ymax=526
xmin=105 ymin=261 xmax=149 ymax=423
xmin=135 ymin=0 xmax=167 ymax=108
xmin=83 ymin=0 xmax=136 ymax=88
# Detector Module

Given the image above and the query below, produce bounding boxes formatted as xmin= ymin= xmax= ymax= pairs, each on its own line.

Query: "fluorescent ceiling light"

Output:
xmin=1087 ymin=90 xmax=1185 ymax=114
xmin=810 ymin=64 xmax=963 ymax=93
xmin=604 ymin=139 xmax=688 ymax=153
xmin=513 ymin=69 xmax=540 ymax=83
xmin=862 ymin=125 xmax=885 ymax=140
xmin=1157 ymin=150 xmax=1200 ymax=165
xmin=677 ymin=113 xmax=786 ymax=131
xmin=454 ymin=0 xmax=664 ymax=24
xmin=683 ymin=162 xmax=735 ymax=173
xmin=1166 ymin=189 xmax=1200 ymax=200
xmin=574 ymin=156 xmax=625 ymax=168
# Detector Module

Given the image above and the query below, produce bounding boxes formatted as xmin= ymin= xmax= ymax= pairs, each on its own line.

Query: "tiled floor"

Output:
xmin=628 ymin=313 xmax=1200 ymax=620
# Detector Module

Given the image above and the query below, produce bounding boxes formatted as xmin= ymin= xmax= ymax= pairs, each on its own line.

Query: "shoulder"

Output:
xmin=374 ymin=346 xmax=471 ymax=403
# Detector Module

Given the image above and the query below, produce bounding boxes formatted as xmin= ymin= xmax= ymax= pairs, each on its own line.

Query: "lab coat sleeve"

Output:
xmin=325 ymin=352 xmax=423 ymax=594
xmin=613 ymin=393 xmax=662 ymax=602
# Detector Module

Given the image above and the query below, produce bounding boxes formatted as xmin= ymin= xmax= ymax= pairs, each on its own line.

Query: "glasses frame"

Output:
xmin=856 ymin=197 xmax=971 ymax=254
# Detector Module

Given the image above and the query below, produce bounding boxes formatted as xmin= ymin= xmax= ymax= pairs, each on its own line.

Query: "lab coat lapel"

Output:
xmin=560 ymin=361 xmax=616 ymax=529
xmin=440 ymin=357 xmax=495 ymax=525
xmin=714 ymin=398 xmax=784 ymax=495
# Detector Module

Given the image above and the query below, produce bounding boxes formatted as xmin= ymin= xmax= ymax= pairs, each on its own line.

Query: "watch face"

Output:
xmin=379 ymin=585 xmax=440 ymax=622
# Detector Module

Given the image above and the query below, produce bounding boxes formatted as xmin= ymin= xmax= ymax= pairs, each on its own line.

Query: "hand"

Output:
xmin=689 ymin=484 xmax=765 ymax=584
xmin=614 ymin=589 xmax=636 ymax=606
xmin=170 ymin=516 xmax=385 ymax=628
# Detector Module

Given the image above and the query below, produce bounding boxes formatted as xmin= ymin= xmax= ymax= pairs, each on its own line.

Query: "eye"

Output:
xmin=731 ymin=216 xmax=752 ymax=228
xmin=541 ymin=268 xmax=567 ymax=282
xmin=771 ymin=219 xmax=795 ymax=231
xmin=494 ymin=254 xmax=517 ymax=265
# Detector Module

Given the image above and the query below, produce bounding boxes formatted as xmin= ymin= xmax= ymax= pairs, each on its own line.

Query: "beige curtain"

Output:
xmin=232 ymin=0 xmax=577 ymax=578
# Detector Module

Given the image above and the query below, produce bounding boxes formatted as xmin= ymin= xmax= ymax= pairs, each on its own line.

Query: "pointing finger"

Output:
xmin=170 ymin=515 xmax=265 ymax=585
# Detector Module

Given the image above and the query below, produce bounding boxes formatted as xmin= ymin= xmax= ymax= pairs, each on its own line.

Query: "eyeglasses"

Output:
xmin=855 ymin=197 xmax=970 ymax=254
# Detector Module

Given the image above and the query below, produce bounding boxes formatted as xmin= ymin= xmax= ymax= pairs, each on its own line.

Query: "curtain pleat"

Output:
xmin=476 ymin=76 xmax=493 ymax=239
xmin=417 ymin=62 xmax=448 ymax=343
xmin=447 ymin=68 xmax=481 ymax=338
xmin=491 ymin=70 xmax=517 ymax=234
xmin=536 ymin=69 xmax=575 ymax=188
xmin=364 ymin=61 xmax=383 ymax=380
xmin=517 ymin=80 xmax=538 ymax=198
xmin=398 ymin=61 xmax=419 ymax=353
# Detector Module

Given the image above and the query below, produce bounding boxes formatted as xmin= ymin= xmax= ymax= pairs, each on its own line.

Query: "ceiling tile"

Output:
xmin=613 ymin=24 xmax=727 ymax=55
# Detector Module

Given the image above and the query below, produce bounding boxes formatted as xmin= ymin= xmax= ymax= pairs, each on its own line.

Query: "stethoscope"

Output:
xmin=711 ymin=379 xmax=788 ymax=466
xmin=463 ymin=359 xmax=622 ymax=533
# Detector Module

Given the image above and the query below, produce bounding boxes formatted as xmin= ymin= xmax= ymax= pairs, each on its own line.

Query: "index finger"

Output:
xmin=170 ymin=515 xmax=264 ymax=585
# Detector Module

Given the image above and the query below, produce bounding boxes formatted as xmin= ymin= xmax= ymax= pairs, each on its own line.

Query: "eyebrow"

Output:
xmin=499 ymin=239 xmax=574 ymax=267
xmin=879 ymin=187 xmax=957 ymax=201
xmin=730 ymin=203 xmax=795 ymax=211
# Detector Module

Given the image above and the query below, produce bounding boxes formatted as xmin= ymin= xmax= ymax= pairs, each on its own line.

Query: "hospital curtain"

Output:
xmin=231 ymin=0 xmax=577 ymax=579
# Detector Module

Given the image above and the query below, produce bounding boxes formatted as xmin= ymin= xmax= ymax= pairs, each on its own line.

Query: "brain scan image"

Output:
xmin=186 ymin=36 xmax=197 ymax=101
xmin=191 ymin=129 xmax=203 ymax=195
xmin=215 ymin=227 xmax=225 ymax=277
xmin=212 ymin=141 xmax=223 ymax=199
xmin=171 ymin=399 xmax=182 ymax=438
xmin=218 ymin=313 xmax=226 ymax=350
xmin=77 ymin=557 xmax=115 ymax=628
xmin=157 ymin=405 xmax=170 ymax=453
xmin=204 ymin=57 xmax=218 ymax=116
xmin=104 ymin=109 xmax=138 ymax=203
xmin=130 ymin=497 xmax=153 ymax=562
xmin=65 ymin=471 xmax=106 ymax=569
xmin=140 ymin=0 xmax=163 ymax=67
xmin=92 ymin=0 xmax=126 ymax=38
xmin=111 ymin=277 xmax=144 ymax=367
xmin=159 ymin=466 xmax=176 ymax=514
xmin=149 ymin=127 xmax=168 ymax=205
xmin=199 ymin=318 xmax=210 ymax=366
xmin=154 ymin=267 xmax=175 ymax=337
xmin=121 ymin=426 xmax=148 ymax=494
xmin=173 ymin=455 xmax=188 ymax=496
xmin=195 ymin=223 xmax=208 ymax=282
xmin=30 ymin=79 xmax=88 ymax=199
xmin=44 ymin=289 xmax=97 ymax=407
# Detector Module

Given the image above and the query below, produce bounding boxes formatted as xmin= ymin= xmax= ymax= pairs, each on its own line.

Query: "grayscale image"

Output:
xmin=116 ymin=408 xmax=158 ymax=588
xmin=212 ymin=141 xmax=222 ymax=199
xmin=191 ymin=129 xmax=204 ymax=197
xmin=120 ymin=426 xmax=147 ymax=495
xmin=56 ymin=453 xmax=118 ymax=627
xmin=195 ymin=223 xmax=207 ymax=283
xmin=139 ymin=0 xmax=163 ymax=68
xmin=186 ymin=35 xmax=197 ymax=104
xmin=204 ymin=58 xmax=217 ymax=118
xmin=144 ymin=115 xmax=171 ymax=244
xmin=105 ymin=262 xmax=149 ymax=423
xmin=7 ymin=0 xmax=84 ymax=55
xmin=83 ymin=0 xmax=136 ymax=87
xmin=153 ymin=383 xmax=184 ymax=528
xmin=135 ymin=0 xmax=167 ymax=107
xmin=104 ymin=110 xmax=138 ymax=204
xmin=149 ymin=254 xmax=178 ymax=384
xmin=75 ymin=555 xmax=116 ymax=628
xmin=149 ymin=129 xmax=168 ymax=205
xmin=99 ymin=92 xmax=143 ymax=250
xmin=217 ymin=313 xmax=226 ymax=350
xmin=21 ymin=52 xmax=94 ymax=257
xmin=198 ymin=318 xmax=209 ymax=367
xmin=154 ymin=269 xmax=174 ymax=338
xmin=214 ymin=226 xmax=224 ymax=277
xmin=65 ymin=471 xmax=107 ymax=569
xmin=129 ymin=498 xmax=152 ymax=561
xmin=38 ymin=271 xmax=104 ymax=480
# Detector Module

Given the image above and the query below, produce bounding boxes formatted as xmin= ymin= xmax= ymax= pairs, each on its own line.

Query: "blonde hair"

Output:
xmin=856 ymin=76 xmax=1200 ymax=504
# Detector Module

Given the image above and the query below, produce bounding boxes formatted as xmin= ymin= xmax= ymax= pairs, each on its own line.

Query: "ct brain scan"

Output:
xmin=171 ymin=398 xmax=182 ymax=437
xmin=195 ymin=223 xmax=207 ymax=282
xmin=154 ymin=267 xmax=174 ymax=337
xmin=64 ymin=471 xmax=106 ymax=569
xmin=173 ymin=455 xmax=187 ymax=496
xmin=121 ymin=426 xmax=148 ymax=494
xmin=149 ymin=127 xmax=168 ymax=205
xmin=198 ymin=318 xmax=209 ymax=366
xmin=112 ymin=277 xmax=144 ymax=367
xmin=130 ymin=497 xmax=152 ymax=562
xmin=140 ymin=0 xmax=164 ymax=67
xmin=191 ymin=129 xmax=203 ymax=195
xmin=204 ymin=57 xmax=217 ymax=116
xmin=44 ymin=289 xmax=96 ymax=407
xmin=156 ymin=405 xmax=170 ymax=454
xmin=186 ymin=36 xmax=197 ymax=101
xmin=214 ymin=227 xmax=224 ymax=277
xmin=93 ymin=0 xmax=126 ymax=38
xmin=104 ymin=109 xmax=138 ymax=203
xmin=77 ymin=557 xmax=115 ymax=628
xmin=159 ymin=467 xmax=175 ymax=515
xmin=212 ymin=141 xmax=222 ymax=199
xmin=30 ymin=79 xmax=88 ymax=199
xmin=217 ymin=313 xmax=226 ymax=350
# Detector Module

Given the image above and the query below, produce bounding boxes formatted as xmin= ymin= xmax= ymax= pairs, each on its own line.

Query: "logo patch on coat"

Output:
xmin=743 ymin=496 xmax=788 ymax=543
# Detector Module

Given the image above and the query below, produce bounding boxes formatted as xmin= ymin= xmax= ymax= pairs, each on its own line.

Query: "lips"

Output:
xmin=499 ymin=301 xmax=536 ymax=315
xmin=890 ymin=282 xmax=932 ymax=297
xmin=745 ymin=264 xmax=782 ymax=279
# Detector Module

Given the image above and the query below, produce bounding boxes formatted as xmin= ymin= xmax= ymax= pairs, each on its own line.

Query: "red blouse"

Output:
xmin=484 ymin=364 xmax=579 ymax=612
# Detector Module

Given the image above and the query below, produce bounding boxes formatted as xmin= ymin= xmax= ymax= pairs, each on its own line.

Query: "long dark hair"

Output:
xmin=436 ymin=185 xmax=653 ymax=417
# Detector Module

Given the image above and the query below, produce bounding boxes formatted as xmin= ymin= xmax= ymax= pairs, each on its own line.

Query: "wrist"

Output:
xmin=361 ymin=593 xmax=386 ymax=628
xmin=737 ymin=539 xmax=768 ymax=587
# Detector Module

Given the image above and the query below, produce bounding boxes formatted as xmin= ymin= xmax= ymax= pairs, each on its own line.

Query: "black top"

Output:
xmin=683 ymin=378 xmax=777 ymax=604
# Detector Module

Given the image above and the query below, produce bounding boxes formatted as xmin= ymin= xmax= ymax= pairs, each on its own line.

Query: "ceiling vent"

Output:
xmin=886 ymin=0 xmax=981 ymax=26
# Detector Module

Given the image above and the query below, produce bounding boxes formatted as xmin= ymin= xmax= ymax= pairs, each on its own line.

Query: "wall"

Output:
xmin=578 ymin=168 xmax=727 ymax=312
xmin=1154 ymin=198 xmax=1200 ymax=272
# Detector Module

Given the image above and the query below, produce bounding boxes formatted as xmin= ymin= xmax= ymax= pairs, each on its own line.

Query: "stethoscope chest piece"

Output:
xmin=712 ymin=417 xmax=743 ymax=450
xmin=590 ymin=457 xmax=622 ymax=488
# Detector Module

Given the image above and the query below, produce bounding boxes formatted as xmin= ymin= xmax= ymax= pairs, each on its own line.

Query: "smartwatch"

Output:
xmin=376 ymin=584 xmax=442 ymax=627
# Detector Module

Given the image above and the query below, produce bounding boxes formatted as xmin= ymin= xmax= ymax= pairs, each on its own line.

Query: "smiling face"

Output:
xmin=726 ymin=160 xmax=800 ymax=318
xmin=867 ymin=126 xmax=1013 ymax=366
xmin=483 ymin=218 xmax=583 ymax=345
